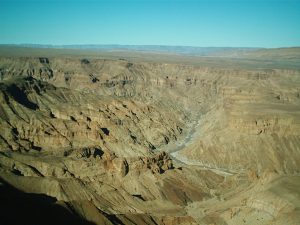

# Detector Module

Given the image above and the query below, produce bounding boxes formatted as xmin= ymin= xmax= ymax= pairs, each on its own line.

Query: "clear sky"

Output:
xmin=0 ymin=0 xmax=299 ymax=47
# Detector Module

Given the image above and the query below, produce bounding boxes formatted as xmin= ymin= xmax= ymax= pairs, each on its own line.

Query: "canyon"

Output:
xmin=0 ymin=47 xmax=300 ymax=225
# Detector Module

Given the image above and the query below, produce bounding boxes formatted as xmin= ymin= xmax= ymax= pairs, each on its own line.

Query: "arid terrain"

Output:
xmin=0 ymin=46 xmax=300 ymax=225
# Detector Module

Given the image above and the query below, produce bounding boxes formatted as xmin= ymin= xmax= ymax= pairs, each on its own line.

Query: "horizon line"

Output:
xmin=1 ymin=43 xmax=300 ymax=49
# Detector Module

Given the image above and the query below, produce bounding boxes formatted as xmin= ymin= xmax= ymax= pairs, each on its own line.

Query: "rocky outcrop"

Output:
xmin=0 ymin=149 xmax=221 ymax=225
xmin=177 ymin=71 xmax=300 ymax=174
xmin=0 ymin=76 xmax=184 ymax=158
xmin=0 ymin=56 xmax=300 ymax=224
xmin=131 ymin=151 xmax=173 ymax=174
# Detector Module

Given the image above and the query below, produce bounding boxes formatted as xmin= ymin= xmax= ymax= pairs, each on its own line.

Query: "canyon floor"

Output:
xmin=0 ymin=47 xmax=300 ymax=225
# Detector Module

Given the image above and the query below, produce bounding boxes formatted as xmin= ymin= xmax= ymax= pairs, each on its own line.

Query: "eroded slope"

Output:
xmin=0 ymin=56 xmax=300 ymax=225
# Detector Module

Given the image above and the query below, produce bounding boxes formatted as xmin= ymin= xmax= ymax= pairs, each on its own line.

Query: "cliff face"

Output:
xmin=0 ymin=56 xmax=300 ymax=225
xmin=176 ymin=69 xmax=300 ymax=174
xmin=0 ymin=77 xmax=184 ymax=157
xmin=2 ymin=57 xmax=299 ymax=172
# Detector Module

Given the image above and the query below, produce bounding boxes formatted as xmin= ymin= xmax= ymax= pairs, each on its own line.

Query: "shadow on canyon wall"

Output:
xmin=0 ymin=178 xmax=95 ymax=225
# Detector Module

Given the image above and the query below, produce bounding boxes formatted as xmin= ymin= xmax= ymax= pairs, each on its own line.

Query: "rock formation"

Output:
xmin=0 ymin=53 xmax=299 ymax=225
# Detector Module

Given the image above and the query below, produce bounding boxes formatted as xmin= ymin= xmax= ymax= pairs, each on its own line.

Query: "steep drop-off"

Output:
xmin=0 ymin=56 xmax=300 ymax=225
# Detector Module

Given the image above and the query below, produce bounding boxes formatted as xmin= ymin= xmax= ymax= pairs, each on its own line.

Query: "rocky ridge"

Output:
xmin=0 ymin=56 xmax=300 ymax=225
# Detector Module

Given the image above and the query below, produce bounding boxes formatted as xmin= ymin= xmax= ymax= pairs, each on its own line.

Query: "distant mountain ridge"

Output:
xmin=0 ymin=44 xmax=299 ymax=61
xmin=1 ymin=44 xmax=261 ymax=56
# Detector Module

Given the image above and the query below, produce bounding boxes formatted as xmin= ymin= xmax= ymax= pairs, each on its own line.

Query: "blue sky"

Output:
xmin=0 ymin=0 xmax=299 ymax=47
